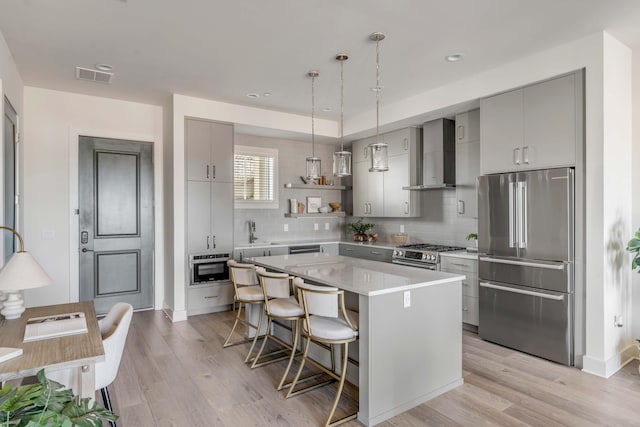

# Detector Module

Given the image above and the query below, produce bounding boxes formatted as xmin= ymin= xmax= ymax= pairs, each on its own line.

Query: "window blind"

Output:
xmin=234 ymin=153 xmax=274 ymax=201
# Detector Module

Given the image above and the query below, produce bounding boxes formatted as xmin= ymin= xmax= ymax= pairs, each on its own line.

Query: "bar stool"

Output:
xmin=288 ymin=280 xmax=358 ymax=427
xmin=223 ymin=260 xmax=265 ymax=363
xmin=251 ymin=269 xmax=307 ymax=390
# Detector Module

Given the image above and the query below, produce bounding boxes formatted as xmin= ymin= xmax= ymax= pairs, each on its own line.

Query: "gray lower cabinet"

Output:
xmin=339 ymin=243 xmax=393 ymax=263
xmin=236 ymin=246 xmax=288 ymax=262
xmin=187 ymin=281 xmax=234 ymax=316
xmin=440 ymin=255 xmax=478 ymax=327
xmin=320 ymin=243 xmax=339 ymax=255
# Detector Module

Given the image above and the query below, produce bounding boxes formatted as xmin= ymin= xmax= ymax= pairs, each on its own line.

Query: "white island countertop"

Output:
xmin=251 ymin=252 xmax=465 ymax=296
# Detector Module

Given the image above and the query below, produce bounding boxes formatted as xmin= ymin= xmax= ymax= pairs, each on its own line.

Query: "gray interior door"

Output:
xmin=79 ymin=136 xmax=154 ymax=314
xmin=3 ymin=97 xmax=17 ymax=263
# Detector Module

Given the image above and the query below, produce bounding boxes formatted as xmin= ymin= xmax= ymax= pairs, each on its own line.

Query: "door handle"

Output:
xmin=518 ymin=181 xmax=527 ymax=248
xmin=508 ymin=182 xmax=516 ymax=248
xmin=480 ymin=281 xmax=565 ymax=301
xmin=81 ymin=248 xmax=93 ymax=253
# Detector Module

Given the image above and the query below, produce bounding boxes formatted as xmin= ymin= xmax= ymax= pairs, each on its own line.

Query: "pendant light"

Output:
xmin=333 ymin=54 xmax=352 ymax=177
xmin=368 ymin=32 xmax=389 ymax=172
xmin=306 ymin=70 xmax=321 ymax=180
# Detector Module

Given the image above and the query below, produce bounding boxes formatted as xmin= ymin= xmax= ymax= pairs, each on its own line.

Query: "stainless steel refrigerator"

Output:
xmin=477 ymin=167 xmax=574 ymax=365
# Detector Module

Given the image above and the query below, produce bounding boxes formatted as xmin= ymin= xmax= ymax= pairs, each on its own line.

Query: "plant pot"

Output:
xmin=354 ymin=232 xmax=368 ymax=242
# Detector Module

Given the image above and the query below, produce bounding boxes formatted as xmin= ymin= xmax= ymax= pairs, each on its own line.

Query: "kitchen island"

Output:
xmin=251 ymin=252 xmax=464 ymax=426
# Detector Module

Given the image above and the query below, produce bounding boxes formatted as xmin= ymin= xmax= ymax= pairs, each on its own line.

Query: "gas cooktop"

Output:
xmin=396 ymin=243 xmax=466 ymax=252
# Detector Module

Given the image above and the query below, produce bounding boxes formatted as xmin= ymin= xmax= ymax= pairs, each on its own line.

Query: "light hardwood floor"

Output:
xmin=110 ymin=310 xmax=640 ymax=426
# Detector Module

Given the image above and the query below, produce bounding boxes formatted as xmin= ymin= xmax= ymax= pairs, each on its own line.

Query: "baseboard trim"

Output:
xmin=162 ymin=304 xmax=187 ymax=323
xmin=582 ymin=343 xmax=637 ymax=378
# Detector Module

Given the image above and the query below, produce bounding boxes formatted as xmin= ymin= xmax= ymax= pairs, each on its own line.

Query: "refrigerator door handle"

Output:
xmin=509 ymin=181 xmax=517 ymax=248
xmin=480 ymin=281 xmax=565 ymax=301
xmin=479 ymin=256 xmax=565 ymax=270
xmin=518 ymin=181 xmax=528 ymax=248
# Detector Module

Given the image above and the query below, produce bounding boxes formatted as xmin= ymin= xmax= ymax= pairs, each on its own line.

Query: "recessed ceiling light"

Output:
xmin=246 ymin=93 xmax=260 ymax=99
xmin=94 ymin=63 xmax=113 ymax=71
xmin=445 ymin=53 xmax=464 ymax=62
xmin=263 ymin=92 xmax=272 ymax=97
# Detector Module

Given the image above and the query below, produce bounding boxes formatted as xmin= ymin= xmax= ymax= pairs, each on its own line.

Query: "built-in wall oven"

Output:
xmin=189 ymin=252 xmax=231 ymax=285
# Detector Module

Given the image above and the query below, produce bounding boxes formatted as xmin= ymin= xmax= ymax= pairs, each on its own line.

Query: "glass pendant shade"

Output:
xmin=306 ymin=156 xmax=321 ymax=180
xmin=333 ymin=151 xmax=352 ymax=176
xmin=368 ymin=32 xmax=389 ymax=172
xmin=333 ymin=53 xmax=352 ymax=177
xmin=369 ymin=142 xmax=389 ymax=172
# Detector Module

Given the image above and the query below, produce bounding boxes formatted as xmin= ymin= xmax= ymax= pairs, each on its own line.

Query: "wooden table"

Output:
xmin=0 ymin=301 xmax=105 ymax=399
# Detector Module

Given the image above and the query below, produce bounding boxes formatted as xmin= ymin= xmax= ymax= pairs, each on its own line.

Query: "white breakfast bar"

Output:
xmin=251 ymin=252 xmax=465 ymax=426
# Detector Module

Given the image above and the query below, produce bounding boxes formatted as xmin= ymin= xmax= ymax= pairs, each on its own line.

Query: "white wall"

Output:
xmin=632 ymin=48 xmax=640 ymax=342
xmin=22 ymin=87 xmax=164 ymax=310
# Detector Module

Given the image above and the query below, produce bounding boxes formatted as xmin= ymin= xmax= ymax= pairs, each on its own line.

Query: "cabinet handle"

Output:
xmin=207 ymin=235 xmax=210 ymax=249
xmin=371 ymin=251 xmax=381 ymax=255
xmin=345 ymin=248 xmax=354 ymax=252
xmin=212 ymin=235 xmax=216 ymax=249
xmin=212 ymin=165 xmax=216 ymax=179
xmin=522 ymin=146 xmax=531 ymax=164
xmin=364 ymin=146 xmax=369 ymax=159
xmin=403 ymin=137 xmax=409 ymax=151
xmin=206 ymin=165 xmax=210 ymax=179
xmin=462 ymin=307 xmax=469 ymax=311
xmin=204 ymin=295 xmax=218 ymax=299
xmin=462 ymin=282 xmax=470 ymax=286
xmin=457 ymin=200 xmax=465 ymax=215
xmin=513 ymin=148 xmax=521 ymax=165
xmin=451 ymin=263 xmax=469 ymax=268
xmin=457 ymin=125 xmax=465 ymax=141
xmin=404 ymin=201 xmax=409 ymax=214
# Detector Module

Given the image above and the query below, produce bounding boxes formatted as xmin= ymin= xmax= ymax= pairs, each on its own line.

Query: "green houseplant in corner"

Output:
xmin=0 ymin=369 xmax=117 ymax=427
xmin=626 ymin=229 xmax=640 ymax=371
xmin=348 ymin=218 xmax=374 ymax=242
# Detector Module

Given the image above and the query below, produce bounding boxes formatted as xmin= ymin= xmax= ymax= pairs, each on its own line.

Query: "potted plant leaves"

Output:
xmin=348 ymin=218 xmax=374 ymax=242
xmin=626 ymin=229 xmax=640 ymax=372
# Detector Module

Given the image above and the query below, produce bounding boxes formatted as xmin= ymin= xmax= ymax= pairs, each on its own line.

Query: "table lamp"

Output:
xmin=0 ymin=226 xmax=52 ymax=319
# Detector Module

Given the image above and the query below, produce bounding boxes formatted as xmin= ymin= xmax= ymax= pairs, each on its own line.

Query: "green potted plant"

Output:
xmin=626 ymin=230 xmax=640 ymax=362
xmin=0 ymin=369 xmax=117 ymax=426
xmin=348 ymin=218 xmax=374 ymax=242
xmin=466 ymin=232 xmax=478 ymax=249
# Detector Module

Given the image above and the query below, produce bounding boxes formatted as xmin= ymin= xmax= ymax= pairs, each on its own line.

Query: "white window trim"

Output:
xmin=234 ymin=145 xmax=279 ymax=209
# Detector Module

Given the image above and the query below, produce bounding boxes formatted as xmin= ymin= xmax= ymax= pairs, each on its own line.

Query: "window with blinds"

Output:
xmin=234 ymin=145 xmax=279 ymax=208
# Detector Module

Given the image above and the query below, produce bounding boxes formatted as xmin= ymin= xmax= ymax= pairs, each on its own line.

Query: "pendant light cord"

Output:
xmin=311 ymin=72 xmax=316 ymax=158
xmin=375 ymin=36 xmax=380 ymax=145
xmin=340 ymin=58 xmax=344 ymax=151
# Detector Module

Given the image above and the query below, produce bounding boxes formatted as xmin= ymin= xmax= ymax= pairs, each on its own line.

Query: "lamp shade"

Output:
xmin=0 ymin=251 xmax=52 ymax=291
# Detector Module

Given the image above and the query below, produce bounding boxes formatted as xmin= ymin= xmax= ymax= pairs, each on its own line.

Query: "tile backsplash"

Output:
xmin=233 ymin=133 xmax=476 ymax=247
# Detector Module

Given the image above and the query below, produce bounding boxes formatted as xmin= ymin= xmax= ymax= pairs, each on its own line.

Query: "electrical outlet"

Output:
xmin=324 ymin=223 xmax=330 ymax=231
xmin=314 ymin=223 xmax=319 ymax=231
xmin=283 ymin=224 xmax=288 ymax=232
xmin=400 ymin=225 xmax=405 ymax=233
xmin=403 ymin=290 xmax=411 ymax=308
xmin=614 ymin=315 xmax=624 ymax=327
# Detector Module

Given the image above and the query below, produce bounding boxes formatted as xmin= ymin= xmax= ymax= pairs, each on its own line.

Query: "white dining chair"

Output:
xmin=287 ymin=280 xmax=358 ymax=427
xmin=47 ymin=302 xmax=133 ymax=427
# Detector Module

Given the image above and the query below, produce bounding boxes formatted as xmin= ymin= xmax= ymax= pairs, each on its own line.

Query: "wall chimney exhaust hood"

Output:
xmin=403 ymin=118 xmax=456 ymax=190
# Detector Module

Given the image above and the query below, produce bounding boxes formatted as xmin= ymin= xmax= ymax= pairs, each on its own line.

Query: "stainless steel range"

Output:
xmin=392 ymin=244 xmax=465 ymax=270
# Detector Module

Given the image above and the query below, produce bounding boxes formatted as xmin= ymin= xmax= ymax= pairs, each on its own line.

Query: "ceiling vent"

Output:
xmin=75 ymin=67 xmax=114 ymax=84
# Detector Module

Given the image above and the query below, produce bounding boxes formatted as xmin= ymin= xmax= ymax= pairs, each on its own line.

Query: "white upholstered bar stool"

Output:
xmin=287 ymin=280 xmax=358 ymax=427
xmin=251 ymin=269 xmax=307 ymax=390
xmin=223 ymin=260 xmax=265 ymax=363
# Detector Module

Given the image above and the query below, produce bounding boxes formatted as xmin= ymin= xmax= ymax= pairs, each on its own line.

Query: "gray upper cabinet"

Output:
xmin=455 ymin=109 xmax=480 ymax=219
xmin=186 ymin=118 xmax=234 ymax=254
xmin=186 ymin=118 xmax=233 ymax=182
xmin=352 ymin=127 xmax=421 ymax=218
xmin=480 ymin=71 xmax=581 ymax=174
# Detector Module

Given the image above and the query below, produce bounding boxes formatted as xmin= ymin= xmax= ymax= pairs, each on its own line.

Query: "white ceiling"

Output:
xmin=1 ymin=0 xmax=640 ymax=124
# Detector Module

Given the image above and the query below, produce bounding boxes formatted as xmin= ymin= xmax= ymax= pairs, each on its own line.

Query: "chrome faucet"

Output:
xmin=248 ymin=220 xmax=258 ymax=243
